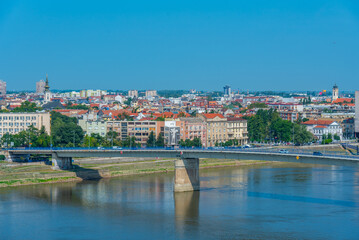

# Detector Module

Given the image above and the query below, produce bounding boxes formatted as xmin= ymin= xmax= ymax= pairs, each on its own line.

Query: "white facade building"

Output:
xmin=145 ymin=90 xmax=157 ymax=98
xmin=128 ymin=90 xmax=138 ymax=98
xmin=0 ymin=112 xmax=51 ymax=138
xmin=36 ymin=80 xmax=46 ymax=94
xmin=303 ymin=120 xmax=343 ymax=141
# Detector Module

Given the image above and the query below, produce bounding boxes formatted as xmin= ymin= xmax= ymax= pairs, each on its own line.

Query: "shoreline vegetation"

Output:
xmin=0 ymin=158 xmax=287 ymax=188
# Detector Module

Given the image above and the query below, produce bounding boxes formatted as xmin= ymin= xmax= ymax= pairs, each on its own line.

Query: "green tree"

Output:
xmin=146 ymin=131 xmax=156 ymax=147
xmin=12 ymin=101 xmax=42 ymax=112
xmin=124 ymin=97 xmax=133 ymax=106
xmin=156 ymin=134 xmax=165 ymax=147
xmin=51 ymin=111 xmax=84 ymax=147
xmin=334 ymin=134 xmax=340 ymax=141
xmin=65 ymin=104 xmax=90 ymax=110
xmin=122 ymin=136 xmax=139 ymax=148
xmin=117 ymin=112 xmax=134 ymax=121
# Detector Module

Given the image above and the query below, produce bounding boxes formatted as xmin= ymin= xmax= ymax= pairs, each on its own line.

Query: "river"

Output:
xmin=1 ymin=163 xmax=359 ymax=239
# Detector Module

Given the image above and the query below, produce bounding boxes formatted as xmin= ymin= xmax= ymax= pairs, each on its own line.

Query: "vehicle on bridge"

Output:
xmin=279 ymin=149 xmax=289 ymax=154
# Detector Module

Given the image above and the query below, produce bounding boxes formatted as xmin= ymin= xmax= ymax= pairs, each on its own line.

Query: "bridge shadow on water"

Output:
xmin=72 ymin=165 xmax=103 ymax=181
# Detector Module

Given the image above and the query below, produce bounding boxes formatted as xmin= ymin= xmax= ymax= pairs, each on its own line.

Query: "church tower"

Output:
xmin=332 ymin=84 xmax=339 ymax=101
xmin=44 ymin=73 xmax=51 ymax=104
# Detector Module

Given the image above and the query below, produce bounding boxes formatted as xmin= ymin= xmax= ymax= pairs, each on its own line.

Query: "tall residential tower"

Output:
xmin=0 ymin=80 xmax=6 ymax=97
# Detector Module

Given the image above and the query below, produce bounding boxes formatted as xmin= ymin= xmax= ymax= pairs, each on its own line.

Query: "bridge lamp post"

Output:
xmin=73 ymin=130 xmax=76 ymax=148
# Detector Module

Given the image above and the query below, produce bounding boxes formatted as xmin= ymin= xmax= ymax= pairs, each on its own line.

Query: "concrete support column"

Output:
xmin=174 ymin=158 xmax=199 ymax=192
xmin=52 ymin=153 xmax=73 ymax=170
xmin=5 ymin=153 xmax=30 ymax=162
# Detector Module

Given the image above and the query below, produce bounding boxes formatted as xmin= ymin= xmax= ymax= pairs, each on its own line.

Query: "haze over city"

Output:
xmin=1 ymin=0 xmax=359 ymax=91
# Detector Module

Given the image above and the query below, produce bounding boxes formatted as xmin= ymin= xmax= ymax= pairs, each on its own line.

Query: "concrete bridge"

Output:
xmin=5 ymin=148 xmax=359 ymax=192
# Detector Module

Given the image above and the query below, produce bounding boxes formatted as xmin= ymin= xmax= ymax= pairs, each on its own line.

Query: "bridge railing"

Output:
xmin=5 ymin=146 xmax=359 ymax=160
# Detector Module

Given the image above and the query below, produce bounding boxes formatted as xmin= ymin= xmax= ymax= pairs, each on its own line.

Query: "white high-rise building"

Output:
xmin=145 ymin=90 xmax=157 ymax=98
xmin=0 ymin=80 xmax=6 ymax=97
xmin=128 ymin=90 xmax=138 ymax=98
xmin=224 ymin=85 xmax=231 ymax=96
xmin=36 ymin=80 xmax=46 ymax=94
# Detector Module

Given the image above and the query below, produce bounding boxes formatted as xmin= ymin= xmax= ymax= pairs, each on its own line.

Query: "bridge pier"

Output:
xmin=5 ymin=153 xmax=30 ymax=162
xmin=174 ymin=158 xmax=200 ymax=192
xmin=51 ymin=153 xmax=73 ymax=170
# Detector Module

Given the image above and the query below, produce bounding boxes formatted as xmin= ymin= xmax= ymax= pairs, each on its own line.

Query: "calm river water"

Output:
xmin=1 ymin=164 xmax=359 ymax=240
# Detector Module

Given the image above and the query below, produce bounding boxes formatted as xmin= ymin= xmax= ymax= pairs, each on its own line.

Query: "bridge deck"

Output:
xmin=6 ymin=148 xmax=359 ymax=167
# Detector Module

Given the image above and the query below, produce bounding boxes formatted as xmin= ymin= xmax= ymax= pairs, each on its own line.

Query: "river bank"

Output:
xmin=0 ymin=158 xmax=285 ymax=188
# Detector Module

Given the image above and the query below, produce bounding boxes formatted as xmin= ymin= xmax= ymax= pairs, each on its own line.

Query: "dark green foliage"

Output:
xmin=247 ymin=109 xmax=313 ymax=144
xmin=117 ymin=112 xmax=134 ymax=121
xmin=156 ymin=117 xmax=165 ymax=121
xmin=156 ymin=134 xmax=165 ymax=147
xmin=12 ymin=101 xmax=42 ymax=112
xmin=179 ymin=137 xmax=202 ymax=147
xmin=124 ymin=97 xmax=132 ymax=106
xmin=334 ymin=134 xmax=340 ymax=141
xmin=248 ymin=102 xmax=267 ymax=109
xmin=122 ymin=136 xmax=140 ymax=148
xmin=146 ymin=131 xmax=156 ymax=147
xmin=1 ymin=126 xmax=51 ymax=147
xmin=51 ymin=111 xmax=84 ymax=147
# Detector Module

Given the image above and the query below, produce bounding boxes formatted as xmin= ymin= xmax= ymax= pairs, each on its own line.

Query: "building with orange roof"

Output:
xmin=199 ymin=113 xmax=248 ymax=147
xmin=302 ymin=119 xmax=342 ymax=141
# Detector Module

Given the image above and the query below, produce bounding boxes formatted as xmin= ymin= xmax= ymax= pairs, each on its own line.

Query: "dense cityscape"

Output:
xmin=0 ymin=77 xmax=357 ymax=150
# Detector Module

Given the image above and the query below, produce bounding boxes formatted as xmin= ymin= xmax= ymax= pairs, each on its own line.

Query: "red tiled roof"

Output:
xmin=314 ymin=126 xmax=327 ymax=129
xmin=302 ymin=119 xmax=334 ymax=125
xmin=201 ymin=113 xmax=225 ymax=119
xmin=332 ymin=98 xmax=353 ymax=104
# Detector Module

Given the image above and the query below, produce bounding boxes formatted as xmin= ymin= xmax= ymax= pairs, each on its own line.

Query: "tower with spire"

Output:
xmin=44 ymin=73 xmax=51 ymax=104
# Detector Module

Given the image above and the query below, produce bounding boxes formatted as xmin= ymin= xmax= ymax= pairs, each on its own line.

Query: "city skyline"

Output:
xmin=1 ymin=1 xmax=359 ymax=91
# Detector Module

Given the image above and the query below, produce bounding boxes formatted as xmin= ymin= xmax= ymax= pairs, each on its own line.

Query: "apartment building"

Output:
xmin=199 ymin=114 xmax=248 ymax=147
xmin=145 ymin=90 xmax=157 ymax=98
xmin=226 ymin=117 xmax=248 ymax=145
xmin=199 ymin=114 xmax=227 ymax=147
xmin=78 ymin=120 xmax=107 ymax=137
xmin=342 ymin=118 xmax=355 ymax=139
xmin=179 ymin=117 xmax=207 ymax=146
xmin=36 ymin=80 xmax=46 ymax=94
xmin=0 ymin=112 xmax=51 ymax=137
xmin=80 ymin=90 xmax=107 ymax=98
xmin=128 ymin=90 xmax=138 ymax=98
xmin=163 ymin=120 xmax=185 ymax=146
xmin=107 ymin=120 xmax=157 ymax=146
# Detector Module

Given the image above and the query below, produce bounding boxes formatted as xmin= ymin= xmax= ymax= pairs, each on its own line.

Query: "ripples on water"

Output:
xmin=1 ymin=164 xmax=359 ymax=240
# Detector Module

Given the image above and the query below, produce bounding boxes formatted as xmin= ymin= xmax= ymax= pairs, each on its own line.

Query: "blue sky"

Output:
xmin=0 ymin=0 xmax=359 ymax=91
